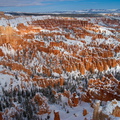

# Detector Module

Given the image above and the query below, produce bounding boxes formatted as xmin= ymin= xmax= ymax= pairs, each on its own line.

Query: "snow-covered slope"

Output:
xmin=0 ymin=13 xmax=120 ymax=120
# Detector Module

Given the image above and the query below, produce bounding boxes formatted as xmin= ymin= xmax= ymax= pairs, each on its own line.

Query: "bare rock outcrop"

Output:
xmin=54 ymin=111 xmax=60 ymax=120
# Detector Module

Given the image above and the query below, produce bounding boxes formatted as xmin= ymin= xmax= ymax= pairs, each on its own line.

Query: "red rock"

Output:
xmin=79 ymin=63 xmax=85 ymax=75
xmin=53 ymin=68 xmax=62 ymax=74
xmin=83 ymin=109 xmax=88 ymax=116
xmin=68 ymin=93 xmax=79 ymax=107
xmin=59 ymin=77 xmax=64 ymax=86
xmin=83 ymin=75 xmax=120 ymax=102
xmin=34 ymin=94 xmax=50 ymax=115
xmin=63 ymin=90 xmax=70 ymax=98
xmin=0 ymin=49 xmax=4 ymax=56
xmin=0 ymin=11 xmax=4 ymax=15
xmin=0 ymin=112 xmax=3 ymax=120
xmin=112 ymin=106 xmax=120 ymax=117
xmin=54 ymin=111 xmax=60 ymax=120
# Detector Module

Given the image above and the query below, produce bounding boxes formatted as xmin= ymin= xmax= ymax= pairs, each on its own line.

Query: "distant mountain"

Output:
xmin=5 ymin=9 xmax=120 ymax=16
xmin=51 ymin=9 xmax=120 ymax=14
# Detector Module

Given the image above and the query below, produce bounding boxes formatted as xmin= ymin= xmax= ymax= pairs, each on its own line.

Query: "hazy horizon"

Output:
xmin=0 ymin=0 xmax=120 ymax=13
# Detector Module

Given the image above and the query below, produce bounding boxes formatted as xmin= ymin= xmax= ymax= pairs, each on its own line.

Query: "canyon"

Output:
xmin=0 ymin=12 xmax=120 ymax=120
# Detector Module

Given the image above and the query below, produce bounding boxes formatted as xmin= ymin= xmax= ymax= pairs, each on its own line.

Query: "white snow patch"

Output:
xmin=0 ymin=45 xmax=15 ymax=56
xmin=49 ymin=101 xmax=93 ymax=120
xmin=99 ymin=27 xmax=114 ymax=36
xmin=102 ymin=99 xmax=120 ymax=115
xmin=52 ymin=72 xmax=60 ymax=77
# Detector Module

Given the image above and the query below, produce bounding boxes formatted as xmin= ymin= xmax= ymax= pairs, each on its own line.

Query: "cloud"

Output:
xmin=0 ymin=0 xmax=78 ymax=7
xmin=0 ymin=0 xmax=42 ymax=7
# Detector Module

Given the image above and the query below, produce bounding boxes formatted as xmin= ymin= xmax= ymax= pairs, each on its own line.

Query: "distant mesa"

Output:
xmin=0 ymin=11 xmax=4 ymax=15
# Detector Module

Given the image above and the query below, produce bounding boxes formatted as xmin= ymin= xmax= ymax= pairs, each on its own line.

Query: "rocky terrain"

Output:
xmin=0 ymin=12 xmax=120 ymax=120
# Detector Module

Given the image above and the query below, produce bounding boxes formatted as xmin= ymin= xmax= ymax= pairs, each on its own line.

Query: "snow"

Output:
xmin=105 ymin=65 xmax=120 ymax=74
xmin=109 ymin=116 xmax=120 ymax=120
xmin=0 ymin=45 xmax=16 ymax=56
xmin=61 ymin=95 xmax=68 ymax=103
xmin=99 ymin=26 xmax=114 ymax=35
xmin=105 ymin=38 xmax=119 ymax=45
xmin=75 ymin=95 xmax=79 ymax=98
xmin=81 ymin=36 xmax=92 ymax=45
xmin=0 ymin=15 xmax=51 ymax=28
xmin=4 ymin=14 xmax=13 ymax=16
xmin=0 ymin=65 xmax=18 ymax=94
xmin=102 ymin=99 xmax=120 ymax=115
xmin=29 ymin=57 xmax=39 ymax=67
xmin=49 ymin=101 xmax=93 ymax=120
xmin=117 ymin=53 xmax=120 ymax=58
xmin=116 ymin=65 xmax=120 ymax=72
xmin=52 ymin=72 xmax=60 ymax=77
xmin=64 ymin=39 xmax=84 ymax=47
xmin=41 ymin=29 xmax=50 ymax=33
xmin=0 ymin=14 xmax=120 ymax=119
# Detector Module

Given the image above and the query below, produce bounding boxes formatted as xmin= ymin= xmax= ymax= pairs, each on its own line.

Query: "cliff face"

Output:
xmin=0 ymin=14 xmax=120 ymax=120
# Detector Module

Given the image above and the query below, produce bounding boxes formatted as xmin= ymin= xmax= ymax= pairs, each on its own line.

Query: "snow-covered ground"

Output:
xmin=49 ymin=101 xmax=93 ymax=120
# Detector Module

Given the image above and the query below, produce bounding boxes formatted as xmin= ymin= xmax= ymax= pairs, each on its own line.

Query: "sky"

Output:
xmin=0 ymin=0 xmax=120 ymax=12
